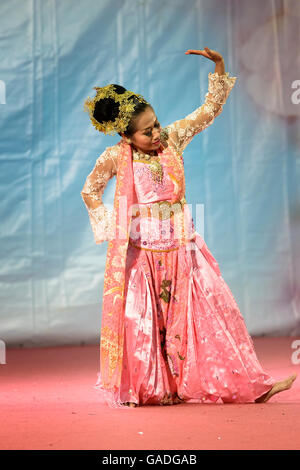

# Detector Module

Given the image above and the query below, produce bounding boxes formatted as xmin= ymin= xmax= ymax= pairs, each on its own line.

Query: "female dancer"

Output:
xmin=81 ymin=47 xmax=296 ymax=408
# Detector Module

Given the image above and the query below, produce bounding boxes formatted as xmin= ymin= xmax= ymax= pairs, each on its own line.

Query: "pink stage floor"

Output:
xmin=0 ymin=337 xmax=299 ymax=450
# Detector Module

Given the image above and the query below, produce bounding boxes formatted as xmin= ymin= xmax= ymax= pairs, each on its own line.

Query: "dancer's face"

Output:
xmin=125 ymin=107 xmax=161 ymax=154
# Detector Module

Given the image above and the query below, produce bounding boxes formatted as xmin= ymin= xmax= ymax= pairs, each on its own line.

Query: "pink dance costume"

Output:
xmin=81 ymin=72 xmax=275 ymax=407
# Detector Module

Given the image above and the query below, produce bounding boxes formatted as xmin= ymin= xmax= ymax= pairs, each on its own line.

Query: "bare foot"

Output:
xmin=255 ymin=373 xmax=297 ymax=403
xmin=173 ymin=397 xmax=182 ymax=404
xmin=160 ymin=392 xmax=185 ymax=405
xmin=124 ymin=402 xmax=137 ymax=408
xmin=173 ymin=395 xmax=185 ymax=405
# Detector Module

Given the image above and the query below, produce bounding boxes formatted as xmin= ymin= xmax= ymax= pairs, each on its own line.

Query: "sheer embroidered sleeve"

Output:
xmin=81 ymin=146 xmax=118 ymax=244
xmin=163 ymin=71 xmax=237 ymax=154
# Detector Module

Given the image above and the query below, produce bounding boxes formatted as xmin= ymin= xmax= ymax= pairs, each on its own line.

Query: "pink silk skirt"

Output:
xmin=115 ymin=232 xmax=275 ymax=406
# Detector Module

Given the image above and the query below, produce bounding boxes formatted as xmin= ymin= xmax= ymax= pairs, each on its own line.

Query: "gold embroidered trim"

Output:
xmin=128 ymin=238 xmax=180 ymax=252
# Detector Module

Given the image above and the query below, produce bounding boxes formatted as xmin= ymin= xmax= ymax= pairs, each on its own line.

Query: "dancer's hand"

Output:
xmin=185 ymin=47 xmax=223 ymax=62
xmin=185 ymin=47 xmax=225 ymax=74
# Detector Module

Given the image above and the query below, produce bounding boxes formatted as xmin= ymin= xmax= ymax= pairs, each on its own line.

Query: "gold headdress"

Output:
xmin=83 ymin=84 xmax=149 ymax=135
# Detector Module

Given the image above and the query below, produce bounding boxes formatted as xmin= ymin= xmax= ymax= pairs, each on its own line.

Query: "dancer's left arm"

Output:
xmin=163 ymin=48 xmax=237 ymax=154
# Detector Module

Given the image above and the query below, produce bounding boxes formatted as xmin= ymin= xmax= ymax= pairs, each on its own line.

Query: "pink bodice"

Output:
xmin=129 ymin=144 xmax=195 ymax=251
xmin=132 ymin=148 xmax=181 ymax=204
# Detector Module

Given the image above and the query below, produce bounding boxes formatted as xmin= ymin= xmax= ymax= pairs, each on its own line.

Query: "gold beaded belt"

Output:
xmin=131 ymin=196 xmax=187 ymax=221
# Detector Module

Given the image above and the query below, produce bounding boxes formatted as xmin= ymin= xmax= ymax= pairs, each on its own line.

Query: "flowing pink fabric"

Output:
xmin=95 ymin=140 xmax=138 ymax=408
xmin=120 ymin=234 xmax=275 ymax=405
xmin=95 ymin=138 xmax=275 ymax=407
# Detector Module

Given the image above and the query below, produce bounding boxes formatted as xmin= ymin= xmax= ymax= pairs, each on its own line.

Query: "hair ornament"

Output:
xmin=83 ymin=84 xmax=149 ymax=135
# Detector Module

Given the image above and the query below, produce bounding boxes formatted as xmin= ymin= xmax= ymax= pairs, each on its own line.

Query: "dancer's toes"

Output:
xmin=173 ymin=396 xmax=183 ymax=405
xmin=278 ymin=373 xmax=297 ymax=392
xmin=124 ymin=401 xmax=137 ymax=408
xmin=129 ymin=402 xmax=137 ymax=407
xmin=287 ymin=373 xmax=297 ymax=388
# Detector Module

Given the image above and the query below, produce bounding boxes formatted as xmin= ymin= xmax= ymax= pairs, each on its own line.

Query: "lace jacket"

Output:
xmin=81 ymin=72 xmax=237 ymax=244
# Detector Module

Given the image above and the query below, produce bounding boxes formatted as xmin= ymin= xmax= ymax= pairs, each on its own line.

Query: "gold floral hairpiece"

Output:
xmin=83 ymin=84 xmax=149 ymax=135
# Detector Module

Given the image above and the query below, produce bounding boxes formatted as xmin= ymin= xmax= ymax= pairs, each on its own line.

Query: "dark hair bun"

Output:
xmin=93 ymin=84 xmax=127 ymax=124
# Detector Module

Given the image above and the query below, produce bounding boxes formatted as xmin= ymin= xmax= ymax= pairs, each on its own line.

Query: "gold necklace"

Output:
xmin=133 ymin=148 xmax=164 ymax=184
xmin=133 ymin=147 xmax=156 ymax=160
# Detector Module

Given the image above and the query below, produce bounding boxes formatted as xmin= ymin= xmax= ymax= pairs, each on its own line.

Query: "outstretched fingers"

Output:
xmin=185 ymin=49 xmax=211 ymax=58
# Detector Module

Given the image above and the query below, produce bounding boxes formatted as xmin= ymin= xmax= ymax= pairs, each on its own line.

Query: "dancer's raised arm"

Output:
xmin=164 ymin=47 xmax=236 ymax=154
